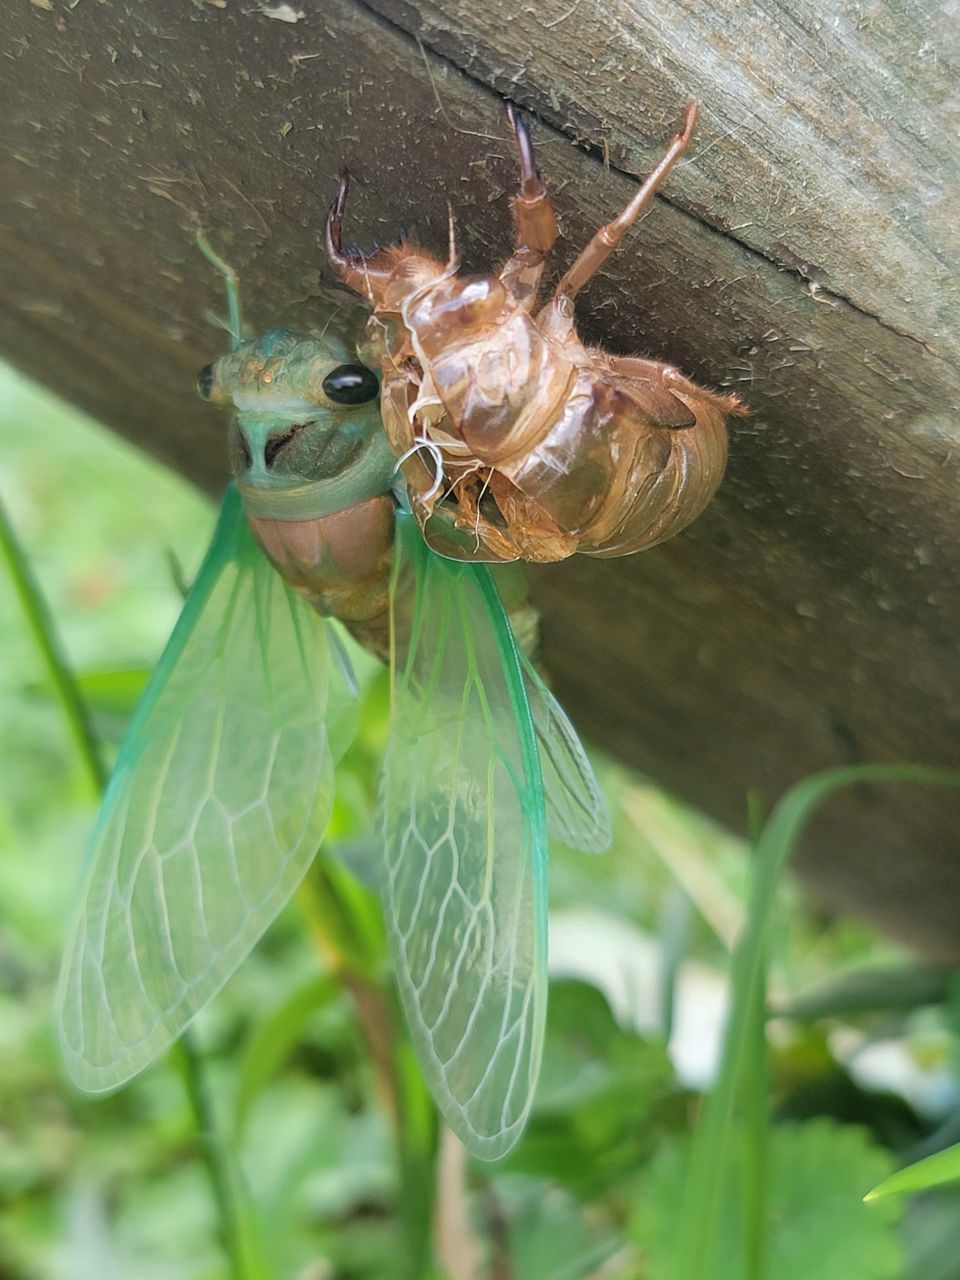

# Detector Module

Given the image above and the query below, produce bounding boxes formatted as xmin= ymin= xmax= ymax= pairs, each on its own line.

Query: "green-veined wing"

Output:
xmin=57 ymin=485 xmax=351 ymax=1091
xmin=380 ymin=513 xmax=548 ymax=1160
xmin=523 ymin=656 xmax=611 ymax=854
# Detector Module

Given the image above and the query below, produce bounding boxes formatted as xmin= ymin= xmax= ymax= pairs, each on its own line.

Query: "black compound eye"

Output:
xmin=196 ymin=363 xmax=215 ymax=401
xmin=322 ymin=363 xmax=379 ymax=406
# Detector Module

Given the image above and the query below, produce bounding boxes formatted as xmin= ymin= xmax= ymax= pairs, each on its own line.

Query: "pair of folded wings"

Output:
xmin=57 ymin=485 xmax=609 ymax=1160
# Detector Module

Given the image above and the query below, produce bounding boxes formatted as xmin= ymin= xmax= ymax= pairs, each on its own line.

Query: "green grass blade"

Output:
xmin=173 ymin=1035 xmax=270 ymax=1280
xmin=865 ymin=1142 xmax=960 ymax=1201
xmin=0 ymin=489 xmax=107 ymax=795
xmin=295 ymin=854 xmax=437 ymax=1278
xmin=739 ymin=953 xmax=768 ymax=1280
xmin=674 ymin=764 xmax=960 ymax=1280
xmin=740 ymin=790 xmax=770 ymax=1280
xmin=776 ymin=964 xmax=957 ymax=1020
xmin=658 ymin=884 xmax=692 ymax=1044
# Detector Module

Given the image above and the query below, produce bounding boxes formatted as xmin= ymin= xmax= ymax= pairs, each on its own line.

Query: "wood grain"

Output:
xmin=1 ymin=0 xmax=958 ymax=950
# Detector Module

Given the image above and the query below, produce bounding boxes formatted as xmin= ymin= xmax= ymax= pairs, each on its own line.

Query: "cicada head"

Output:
xmin=197 ymin=327 xmax=394 ymax=505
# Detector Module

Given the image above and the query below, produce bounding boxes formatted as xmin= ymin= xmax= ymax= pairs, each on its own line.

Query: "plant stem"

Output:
xmin=0 ymin=491 xmax=107 ymax=795
xmin=740 ymin=791 xmax=769 ymax=1280
xmin=658 ymin=883 xmax=691 ymax=1044
xmin=739 ymin=957 xmax=768 ymax=1280
xmin=297 ymin=863 xmax=437 ymax=1278
xmin=173 ymin=1035 xmax=264 ymax=1280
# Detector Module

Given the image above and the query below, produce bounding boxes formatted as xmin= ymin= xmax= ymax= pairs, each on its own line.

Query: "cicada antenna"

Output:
xmin=315 ymin=302 xmax=347 ymax=342
xmin=196 ymin=232 xmax=244 ymax=353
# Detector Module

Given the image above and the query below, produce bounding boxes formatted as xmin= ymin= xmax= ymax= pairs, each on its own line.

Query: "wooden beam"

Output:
xmin=1 ymin=0 xmax=958 ymax=950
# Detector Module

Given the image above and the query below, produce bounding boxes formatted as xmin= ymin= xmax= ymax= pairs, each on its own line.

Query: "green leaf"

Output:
xmin=633 ymin=1120 xmax=903 ymax=1280
xmin=494 ymin=1177 xmax=622 ymax=1280
xmin=777 ymin=965 xmax=958 ymax=1020
xmin=73 ymin=666 xmax=150 ymax=718
xmin=234 ymin=974 xmax=340 ymax=1135
xmin=240 ymin=1079 xmax=394 ymax=1277
xmin=866 ymin=1142 xmax=960 ymax=1201
xmin=505 ymin=981 xmax=675 ymax=1196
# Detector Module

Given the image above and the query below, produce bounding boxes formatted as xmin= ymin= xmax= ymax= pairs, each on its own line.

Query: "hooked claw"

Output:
xmin=324 ymin=167 xmax=393 ymax=302
xmin=324 ymin=168 xmax=352 ymax=269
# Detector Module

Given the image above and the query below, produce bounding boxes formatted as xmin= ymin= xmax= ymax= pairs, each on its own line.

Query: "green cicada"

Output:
xmin=56 ymin=245 xmax=609 ymax=1160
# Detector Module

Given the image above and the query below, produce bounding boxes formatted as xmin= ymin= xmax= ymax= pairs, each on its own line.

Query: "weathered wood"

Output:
xmin=372 ymin=0 xmax=959 ymax=356
xmin=1 ymin=0 xmax=958 ymax=950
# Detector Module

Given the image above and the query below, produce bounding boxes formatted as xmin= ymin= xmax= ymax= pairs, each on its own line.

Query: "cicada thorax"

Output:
xmin=200 ymin=328 xmax=399 ymax=658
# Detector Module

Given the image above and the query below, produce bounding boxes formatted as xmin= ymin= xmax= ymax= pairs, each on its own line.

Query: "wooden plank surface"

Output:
xmin=372 ymin=0 xmax=959 ymax=355
xmin=1 ymin=0 xmax=958 ymax=950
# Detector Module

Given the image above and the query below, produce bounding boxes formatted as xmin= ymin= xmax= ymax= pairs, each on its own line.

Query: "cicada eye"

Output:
xmin=196 ymin=364 xmax=215 ymax=401
xmin=322 ymin=363 xmax=379 ymax=406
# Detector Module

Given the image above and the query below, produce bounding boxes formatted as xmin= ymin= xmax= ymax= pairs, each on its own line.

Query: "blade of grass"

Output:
xmin=658 ymin=884 xmax=692 ymax=1044
xmin=775 ymin=964 xmax=957 ymax=1020
xmin=865 ymin=1141 xmax=960 ymax=1202
xmin=739 ymin=792 xmax=770 ymax=1280
xmin=739 ymin=965 xmax=768 ymax=1280
xmin=173 ymin=1035 xmax=269 ymax=1279
xmin=0 ymin=490 xmax=107 ymax=795
xmin=674 ymin=764 xmax=960 ymax=1280
xmin=1 ymin=493 xmax=266 ymax=1280
xmin=394 ymin=1037 xmax=441 ymax=1277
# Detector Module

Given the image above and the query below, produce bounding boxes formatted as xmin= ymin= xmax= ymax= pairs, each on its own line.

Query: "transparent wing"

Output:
xmin=58 ymin=486 xmax=345 ymax=1092
xmin=522 ymin=656 xmax=611 ymax=853
xmin=380 ymin=514 xmax=548 ymax=1160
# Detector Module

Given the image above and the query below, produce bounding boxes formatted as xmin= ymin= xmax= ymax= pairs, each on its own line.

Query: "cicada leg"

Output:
xmin=325 ymin=171 xmax=394 ymax=304
xmin=553 ymin=100 xmax=699 ymax=301
xmin=499 ymin=105 xmax=558 ymax=308
xmin=196 ymin=232 xmax=244 ymax=353
xmin=446 ymin=470 xmax=576 ymax=564
xmin=607 ymin=354 xmax=746 ymax=418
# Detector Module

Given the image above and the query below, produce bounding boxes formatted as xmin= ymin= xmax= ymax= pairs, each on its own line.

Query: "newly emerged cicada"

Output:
xmin=326 ymin=100 xmax=744 ymax=563
xmin=56 ymin=244 xmax=609 ymax=1160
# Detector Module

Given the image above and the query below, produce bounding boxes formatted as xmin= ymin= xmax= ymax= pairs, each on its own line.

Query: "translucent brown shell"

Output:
xmin=326 ymin=100 xmax=745 ymax=563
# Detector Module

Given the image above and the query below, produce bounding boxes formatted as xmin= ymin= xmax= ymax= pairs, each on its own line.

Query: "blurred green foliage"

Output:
xmin=2 ymin=363 xmax=960 ymax=1279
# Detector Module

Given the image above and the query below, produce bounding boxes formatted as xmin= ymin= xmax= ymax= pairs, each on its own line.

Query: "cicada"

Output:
xmin=326 ymin=100 xmax=744 ymax=563
xmin=56 ymin=244 xmax=609 ymax=1160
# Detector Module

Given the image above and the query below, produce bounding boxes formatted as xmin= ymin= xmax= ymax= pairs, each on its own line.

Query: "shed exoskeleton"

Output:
xmin=326 ymin=99 xmax=744 ymax=563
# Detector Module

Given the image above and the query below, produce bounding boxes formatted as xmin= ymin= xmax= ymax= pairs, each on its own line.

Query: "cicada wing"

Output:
xmin=58 ymin=486 xmax=344 ymax=1092
xmin=521 ymin=656 xmax=611 ymax=854
xmin=380 ymin=515 xmax=548 ymax=1161
xmin=326 ymin=625 xmax=360 ymax=763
